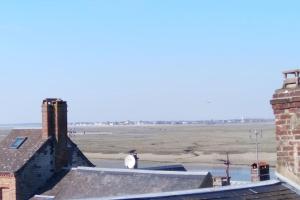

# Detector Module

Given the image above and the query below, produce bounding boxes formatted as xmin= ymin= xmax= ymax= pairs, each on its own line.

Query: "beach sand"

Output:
xmin=0 ymin=123 xmax=276 ymax=167
xmin=69 ymin=123 xmax=276 ymax=167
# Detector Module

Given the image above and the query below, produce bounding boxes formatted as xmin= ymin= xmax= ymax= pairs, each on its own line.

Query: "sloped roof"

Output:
xmin=0 ymin=129 xmax=48 ymax=173
xmin=141 ymin=164 xmax=187 ymax=172
xmin=108 ymin=180 xmax=300 ymax=200
xmin=67 ymin=139 xmax=95 ymax=167
xmin=37 ymin=167 xmax=212 ymax=199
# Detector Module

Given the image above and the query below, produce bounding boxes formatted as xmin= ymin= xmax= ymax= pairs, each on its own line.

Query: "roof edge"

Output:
xmin=33 ymin=194 xmax=55 ymax=199
xmin=275 ymin=172 xmax=300 ymax=193
xmin=74 ymin=179 xmax=280 ymax=200
xmin=75 ymin=166 xmax=210 ymax=176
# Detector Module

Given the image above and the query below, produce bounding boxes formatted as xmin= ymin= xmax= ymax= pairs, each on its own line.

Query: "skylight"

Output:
xmin=9 ymin=137 xmax=27 ymax=149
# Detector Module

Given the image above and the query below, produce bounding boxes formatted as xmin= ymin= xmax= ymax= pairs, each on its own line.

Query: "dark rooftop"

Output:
xmin=36 ymin=167 xmax=212 ymax=200
xmin=107 ymin=180 xmax=300 ymax=200
xmin=0 ymin=129 xmax=47 ymax=173
xmin=141 ymin=164 xmax=187 ymax=172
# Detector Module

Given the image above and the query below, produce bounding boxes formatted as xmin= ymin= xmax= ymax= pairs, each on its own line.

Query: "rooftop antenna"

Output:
xmin=249 ymin=129 xmax=263 ymax=165
xmin=217 ymin=152 xmax=231 ymax=185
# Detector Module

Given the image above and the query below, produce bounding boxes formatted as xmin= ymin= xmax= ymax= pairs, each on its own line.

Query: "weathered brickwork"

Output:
xmin=42 ymin=99 xmax=69 ymax=171
xmin=271 ymin=86 xmax=300 ymax=184
xmin=0 ymin=174 xmax=16 ymax=200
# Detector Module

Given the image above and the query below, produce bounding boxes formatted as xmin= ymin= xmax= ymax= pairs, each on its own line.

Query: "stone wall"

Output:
xmin=68 ymin=141 xmax=94 ymax=167
xmin=15 ymin=141 xmax=55 ymax=200
xmin=14 ymin=138 xmax=93 ymax=200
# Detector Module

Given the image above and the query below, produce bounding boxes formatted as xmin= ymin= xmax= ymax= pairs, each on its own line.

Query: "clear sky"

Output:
xmin=0 ymin=1 xmax=299 ymax=123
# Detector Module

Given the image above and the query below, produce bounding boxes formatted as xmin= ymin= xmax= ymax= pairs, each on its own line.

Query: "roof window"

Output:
xmin=9 ymin=137 xmax=27 ymax=149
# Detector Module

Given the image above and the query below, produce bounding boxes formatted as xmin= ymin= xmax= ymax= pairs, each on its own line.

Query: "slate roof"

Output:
xmin=67 ymin=139 xmax=95 ymax=167
xmin=109 ymin=180 xmax=300 ymax=200
xmin=0 ymin=129 xmax=48 ymax=173
xmin=141 ymin=164 xmax=187 ymax=172
xmin=35 ymin=167 xmax=213 ymax=200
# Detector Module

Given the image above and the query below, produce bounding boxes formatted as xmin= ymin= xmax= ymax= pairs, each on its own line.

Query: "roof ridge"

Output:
xmin=75 ymin=166 xmax=209 ymax=176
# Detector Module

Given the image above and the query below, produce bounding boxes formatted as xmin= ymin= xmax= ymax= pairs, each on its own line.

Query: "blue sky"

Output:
xmin=0 ymin=1 xmax=299 ymax=123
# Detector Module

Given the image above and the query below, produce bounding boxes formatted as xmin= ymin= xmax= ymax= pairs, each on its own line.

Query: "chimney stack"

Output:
xmin=271 ymin=69 xmax=300 ymax=185
xmin=42 ymin=98 xmax=68 ymax=170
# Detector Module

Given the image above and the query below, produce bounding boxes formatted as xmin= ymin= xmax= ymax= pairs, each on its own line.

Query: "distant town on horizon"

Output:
xmin=0 ymin=118 xmax=274 ymax=128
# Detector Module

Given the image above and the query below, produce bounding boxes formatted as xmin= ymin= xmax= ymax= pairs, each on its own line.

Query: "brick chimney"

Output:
xmin=42 ymin=98 xmax=68 ymax=171
xmin=271 ymin=69 xmax=300 ymax=185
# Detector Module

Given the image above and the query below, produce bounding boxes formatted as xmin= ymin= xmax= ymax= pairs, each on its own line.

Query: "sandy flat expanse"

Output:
xmin=0 ymin=123 xmax=276 ymax=167
xmin=70 ymin=123 xmax=276 ymax=167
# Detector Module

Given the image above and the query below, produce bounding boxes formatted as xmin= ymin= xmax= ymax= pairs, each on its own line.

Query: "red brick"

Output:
xmin=291 ymin=97 xmax=300 ymax=102
xmin=293 ymin=130 xmax=300 ymax=135
xmin=283 ymin=146 xmax=294 ymax=151
xmin=281 ymin=135 xmax=293 ymax=140
xmin=277 ymin=131 xmax=288 ymax=136
xmin=295 ymin=135 xmax=300 ymax=140
xmin=278 ymin=93 xmax=289 ymax=98
xmin=278 ymin=152 xmax=289 ymax=156
xmin=274 ymin=109 xmax=285 ymax=114
xmin=292 ymin=102 xmax=300 ymax=107
xmin=294 ymin=91 xmax=300 ymax=96
xmin=280 ymin=114 xmax=291 ymax=120
xmin=277 ymin=146 xmax=282 ymax=151
xmin=289 ymin=108 xmax=299 ymax=112
xmin=283 ymin=124 xmax=291 ymax=129
xmin=289 ymin=141 xmax=296 ymax=145
xmin=276 ymin=120 xmax=286 ymax=125
xmin=271 ymin=82 xmax=300 ymax=178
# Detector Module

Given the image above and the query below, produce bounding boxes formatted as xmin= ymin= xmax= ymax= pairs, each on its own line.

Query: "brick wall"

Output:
xmin=271 ymin=87 xmax=300 ymax=184
xmin=42 ymin=101 xmax=54 ymax=140
xmin=53 ymin=101 xmax=68 ymax=171
xmin=0 ymin=173 xmax=16 ymax=200
xmin=41 ymin=99 xmax=69 ymax=171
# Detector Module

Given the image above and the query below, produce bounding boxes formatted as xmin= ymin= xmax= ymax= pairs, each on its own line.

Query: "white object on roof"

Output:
xmin=124 ymin=155 xmax=137 ymax=169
